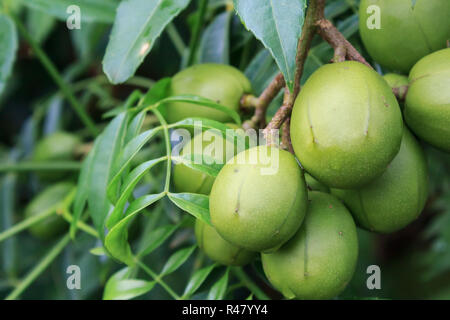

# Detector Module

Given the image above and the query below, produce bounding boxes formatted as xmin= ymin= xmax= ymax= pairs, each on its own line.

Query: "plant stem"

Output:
xmin=135 ymin=260 xmax=181 ymax=300
xmin=152 ymin=110 xmax=172 ymax=193
xmin=0 ymin=206 xmax=57 ymax=243
xmin=231 ymin=267 xmax=270 ymax=300
xmin=187 ymin=0 xmax=209 ymax=66
xmin=10 ymin=14 xmax=99 ymax=137
xmin=60 ymin=208 xmax=99 ymax=238
xmin=166 ymin=23 xmax=186 ymax=57
xmin=5 ymin=234 xmax=71 ymax=300
xmin=0 ymin=161 xmax=81 ymax=173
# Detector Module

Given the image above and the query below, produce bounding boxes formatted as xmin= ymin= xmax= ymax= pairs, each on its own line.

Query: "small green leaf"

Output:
xmin=26 ymin=7 xmax=56 ymax=45
xmin=159 ymin=95 xmax=241 ymax=125
xmin=90 ymin=247 xmax=107 ymax=256
xmin=207 ymin=268 xmax=229 ymax=300
xmin=103 ymin=268 xmax=155 ymax=300
xmin=168 ymin=193 xmax=211 ymax=225
xmin=141 ymin=77 xmax=172 ymax=107
xmin=199 ymin=11 xmax=232 ymax=64
xmin=160 ymin=245 xmax=197 ymax=276
xmin=105 ymin=193 xmax=165 ymax=265
xmin=0 ymin=13 xmax=18 ymax=96
xmin=103 ymin=0 xmax=191 ymax=84
xmin=183 ymin=264 xmax=217 ymax=298
xmin=172 ymin=153 xmax=223 ymax=177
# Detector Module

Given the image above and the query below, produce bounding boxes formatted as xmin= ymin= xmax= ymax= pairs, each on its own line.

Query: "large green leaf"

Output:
xmin=245 ymin=49 xmax=279 ymax=95
xmin=20 ymin=0 xmax=118 ymax=23
xmin=199 ymin=11 xmax=232 ymax=64
xmin=233 ymin=0 xmax=307 ymax=90
xmin=0 ymin=13 xmax=18 ymax=96
xmin=103 ymin=0 xmax=191 ymax=84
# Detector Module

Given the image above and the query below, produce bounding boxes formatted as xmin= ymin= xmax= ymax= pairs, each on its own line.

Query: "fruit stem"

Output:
xmin=231 ymin=267 xmax=270 ymax=300
xmin=0 ymin=161 xmax=81 ymax=173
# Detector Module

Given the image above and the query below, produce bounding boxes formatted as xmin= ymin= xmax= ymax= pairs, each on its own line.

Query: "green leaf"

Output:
xmin=106 ymin=157 xmax=166 ymax=229
xmin=159 ymin=95 xmax=241 ymax=125
xmin=103 ymin=268 xmax=155 ymax=300
xmin=160 ymin=245 xmax=197 ymax=276
xmin=183 ymin=264 xmax=217 ymax=297
xmin=199 ymin=11 xmax=232 ymax=64
xmin=245 ymin=49 xmax=279 ymax=95
xmin=90 ymin=247 xmax=107 ymax=256
xmin=0 ymin=13 xmax=18 ymax=96
xmin=141 ymin=78 xmax=172 ymax=107
xmin=107 ymin=127 xmax=163 ymax=205
xmin=20 ymin=0 xmax=118 ymax=23
xmin=70 ymin=22 xmax=108 ymax=58
xmin=103 ymin=0 xmax=191 ymax=84
xmin=172 ymin=153 xmax=223 ymax=177
xmin=233 ymin=0 xmax=307 ymax=90
xmin=105 ymin=193 xmax=165 ymax=265
xmin=88 ymin=113 xmax=129 ymax=241
xmin=207 ymin=268 xmax=229 ymax=300
xmin=26 ymin=7 xmax=56 ymax=45
xmin=138 ymin=224 xmax=179 ymax=257
xmin=168 ymin=192 xmax=211 ymax=225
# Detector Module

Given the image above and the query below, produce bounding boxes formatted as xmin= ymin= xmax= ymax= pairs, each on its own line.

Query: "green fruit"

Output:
xmin=290 ymin=62 xmax=403 ymax=189
xmin=195 ymin=219 xmax=256 ymax=266
xmin=33 ymin=132 xmax=81 ymax=181
xmin=331 ymin=128 xmax=428 ymax=233
xmin=173 ymin=131 xmax=237 ymax=194
xmin=404 ymin=48 xmax=450 ymax=152
xmin=359 ymin=0 xmax=450 ymax=73
xmin=164 ymin=64 xmax=252 ymax=123
xmin=25 ymin=182 xmax=75 ymax=239
xmin=261 ymin=192 xmax=358 ymax=300
xmin=209 ymin=145 xmax=308 ymax=252
xmin=383 ymin=73 xmax=409 ymax=89
xmin=305 ymin=173 xmax=329 ymax=193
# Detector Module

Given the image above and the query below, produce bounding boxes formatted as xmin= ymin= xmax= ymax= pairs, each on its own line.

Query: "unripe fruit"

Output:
xmin=209 ymin=146 xmax=308 ymax=252
xmin=25 ymin=182 xmax=75 ymax=239
xmin=404 ymin=48 xmax=450 ymax=152
xmin=359 ymin=0 xmax=450 ymax=73
xmin=164 ymin=64 xmax=252 ymax=123
xmin=195 ymin=219 xmax=256 ymax=266
xmin=383 ymin=73 xmax=409 ymax=90
xmin=33 ymin=132 xmax=81 ymax=181
xmin=261 ymin=192 xmax=358 ymax=300
xmin=173 ymin=131 xmax=237 ymax=194
xmin=290 ymin=62 xmax=403 ymax=189
xmin=331 ymin=128 xmax=428 ymax=233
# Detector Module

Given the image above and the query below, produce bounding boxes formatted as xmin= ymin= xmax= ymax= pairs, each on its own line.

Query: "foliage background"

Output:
xmin=0 ymin=0 xmax=449 ymax=299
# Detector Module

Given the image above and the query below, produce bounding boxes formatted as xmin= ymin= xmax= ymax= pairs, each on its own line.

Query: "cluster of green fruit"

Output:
xmin=172 ymin=26 xmax=449 ymax=299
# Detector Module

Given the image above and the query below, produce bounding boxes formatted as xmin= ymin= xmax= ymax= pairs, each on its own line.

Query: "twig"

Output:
xmin=281 ymin=117 xmax=295 ymax=154
xmin=241 ymin=73 xmax=285 ymax=129
xmin=316 ymin=18 xmax=372 ymax=68
xmin=263 ymin=88 xmax=292 ymax=144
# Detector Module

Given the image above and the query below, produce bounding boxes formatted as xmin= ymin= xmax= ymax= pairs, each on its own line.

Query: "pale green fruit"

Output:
xmin=209 ymin=146 xmax=308 ymax=252
xmin=195 ymin=219 xmax=256 ymax=266
xmin=290 ymin=61 xmax=403 ymax=189
xmin=305 ymin=173 xmax=329 ymax=193
xmin=164 ymin=64 xmax=252 ymax=123
xmin=25 ymin=182 xmax=75 ymax=239
xmin=383 ymin=73 xmax=409 ymax=89
xmin=261 ymin=192 xmax=358 ymax=300
xmin=33 ymin=132 xmax=81 ymax=181
xmin=359 ymin=0 xmax=450 ymax=73
xmin=173 ymin=131 xmax=237 ymax=194
xmin=331 ymin=128 xmax=428 ymax=233
xmin=404 ymin=48 xmax=450 ymax=152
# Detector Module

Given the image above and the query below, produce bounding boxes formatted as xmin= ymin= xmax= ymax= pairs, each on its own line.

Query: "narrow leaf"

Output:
xmin=103 ymin=268 xmax=155 ymax=300
xmin=160 ymin=245 xmax=197 ymax=277
xmin=207 ymin=268 xmax=229 ymax=300
xmin=0 ymin=13 xmax=18 ymax=95
xmin=103 ymin=0 xmax=191 ymax=84
xmin=199 ymin=11 xmax=232 ymax=64
xmin=183 ymin=264 xmax=216 ymax=297
xmin=138 ymin=224 xmax=179 ymax=257
xmin=168 ymin=193 xmax=211 ymax=225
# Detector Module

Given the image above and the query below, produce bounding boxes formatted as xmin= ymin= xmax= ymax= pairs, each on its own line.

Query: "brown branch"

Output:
xmin=263 ymin=88 xmax=292 ymax=145
xmin=316 ymin=18 xmax=372 ymax=68
xmin=242 ymin=73 xmax=285 ymax=129
xmin=281 ymin=117 xmax=295 ymax=154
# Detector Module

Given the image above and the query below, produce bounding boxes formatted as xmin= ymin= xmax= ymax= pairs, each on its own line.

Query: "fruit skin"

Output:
xmin=290 ymin=61 xmax=403 ymax=189
xmin=359 ymin=0 xmax=450 ymax=73
xmin=164 ymin=64 xmax=252 ymax=123
xmin=25 ymin=182 xmax=75 ymax=239
xmin=305 ymin=173 xmax=329 ymax=193
xmin=195 ymin=219 xmax=256 ymax=266
xmin=173 ymin=130 xmax=237 ymax=194
xmin=331 ymin=128 xmax=428 ymax=233
xmin=404 ymin=48 xmax=450 ymax=152
xmin=262 ymin=191 xmax=358 ymax=300
xmin=383 ymin=73 xmax=409 ymax=89
xmin=32 ymin=132 xmax=81 ymax=181
xmin=209 ymin=145 xmax=308 ymax=252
